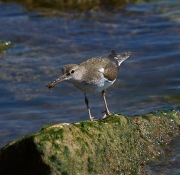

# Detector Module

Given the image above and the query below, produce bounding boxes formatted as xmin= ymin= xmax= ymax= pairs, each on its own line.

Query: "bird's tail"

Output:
xmin=117 ymin=51 xmax=131 ymax=63
xmin=109 ymin=49 xmax=131 ymax=66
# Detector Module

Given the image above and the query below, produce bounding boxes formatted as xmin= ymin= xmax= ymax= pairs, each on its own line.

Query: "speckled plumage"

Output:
xmin=47 ymin=50 xmax=131 ymax=121
xmin=80 ymin=56 xmax=119 ymax=82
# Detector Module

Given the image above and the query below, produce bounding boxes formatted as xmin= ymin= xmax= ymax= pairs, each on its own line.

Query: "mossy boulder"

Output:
xmin=2 ymin=0 xmax=130 ymax=12
xmin=0 ymin=109 xmax=180 ymax=175
xmin=0 ymin=40 xmax=13 ymax=55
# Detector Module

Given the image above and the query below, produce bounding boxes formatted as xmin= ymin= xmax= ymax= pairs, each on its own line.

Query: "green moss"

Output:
xmin=41 ymin=124 xmax=54 ymax=131
xmin=58 ymin=129 xmax=64 ymax=140
xmin=87 ymin=157 xmax=94 ymax=173
xmin=0 ymin=40 xmax=13 ymax=55
xmin=141 ymin=115 xmax=150 ymax=121
xmin=50 ymin=155 xmax=59 ymax=164
xmin=2 ymin=0 xmax=133 ymax=12
xmin=64 ymin=146 xmax=70 ymax=155
xmin=0 ymin=109 xmax=179 ymax=175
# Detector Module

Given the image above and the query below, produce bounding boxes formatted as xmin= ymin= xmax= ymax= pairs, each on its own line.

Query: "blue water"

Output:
xmin=147 ymin=135 xmax=180 ymax=174
xmin=0 ymin=1 xmax=180 ymax=171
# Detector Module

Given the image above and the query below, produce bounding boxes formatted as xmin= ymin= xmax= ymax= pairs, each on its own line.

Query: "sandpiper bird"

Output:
xmin=46 ymin=50 xmax=131 ymax=121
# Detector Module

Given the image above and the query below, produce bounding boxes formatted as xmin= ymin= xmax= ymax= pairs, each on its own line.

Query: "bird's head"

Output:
xmin=46 ymin=64 xmax=79 ymax=89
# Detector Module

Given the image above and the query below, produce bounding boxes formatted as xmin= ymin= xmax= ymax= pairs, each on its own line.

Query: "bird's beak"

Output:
xmin=46 ymin=74 xmax=67 ymax=89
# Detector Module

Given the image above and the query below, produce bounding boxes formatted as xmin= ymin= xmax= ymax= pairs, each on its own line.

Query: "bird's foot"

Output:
xmin=100 ymin=110 xmax=112 ymax=120
xmin=89 ymin=116 xmax=96 ymax=121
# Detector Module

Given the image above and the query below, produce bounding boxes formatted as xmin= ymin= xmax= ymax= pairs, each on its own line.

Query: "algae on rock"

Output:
xmin=0 ymin=40 xmax=13 ymax=55
xmin=2 ymin=0 xmax=130 ymax=12
xmin=0 ymin=109 xmax=179 ymax=175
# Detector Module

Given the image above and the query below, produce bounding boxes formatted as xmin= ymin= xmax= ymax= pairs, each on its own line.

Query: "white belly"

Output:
xmin=70 ymin=78 xmax=116 ymax=93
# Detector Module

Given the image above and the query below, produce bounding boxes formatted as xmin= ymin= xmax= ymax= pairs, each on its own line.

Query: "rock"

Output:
xmin=0 ymin=109 xmax=179 ymax=175
xmin=0 ymin=40 xmax=13 ymax=55
xmin=2 ymin=0 xmax=128 ymax=12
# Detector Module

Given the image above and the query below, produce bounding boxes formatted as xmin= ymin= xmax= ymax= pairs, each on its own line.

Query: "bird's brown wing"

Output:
xmin=103 ymin=60 xmax=119 ymax=81
xmin=80 ymin=57 xmax=119 ymax=82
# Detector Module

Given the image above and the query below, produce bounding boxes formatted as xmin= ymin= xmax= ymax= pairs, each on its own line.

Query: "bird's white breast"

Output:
xmin=69 ymin=67 xmax=116 ymax=93
xmin=70 ymin=76 xmax=116 ymax=93
xmin=95 ymin=77 xmax=116 ymax=92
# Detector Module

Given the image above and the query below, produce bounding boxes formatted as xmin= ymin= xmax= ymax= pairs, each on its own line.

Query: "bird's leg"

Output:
xmin=84 ymin=92 xmax=94 ymax=121
xmin=101 ymin=90 xmax=112 ymax=119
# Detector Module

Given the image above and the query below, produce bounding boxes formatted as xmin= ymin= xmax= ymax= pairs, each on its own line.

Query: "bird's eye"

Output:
xmin=71 ymin=70 xmax=75 ymax=74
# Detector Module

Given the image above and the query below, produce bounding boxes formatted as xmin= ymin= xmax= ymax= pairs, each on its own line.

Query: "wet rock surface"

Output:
xmin=0 ymin=109 xmax=179 ymax=175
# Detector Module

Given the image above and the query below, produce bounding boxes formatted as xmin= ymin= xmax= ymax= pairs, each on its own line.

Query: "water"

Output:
xmin=0 ymin=0 xmax=180 ymax=169
xmin=147 ymin=135 xmax=180 ymax=175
